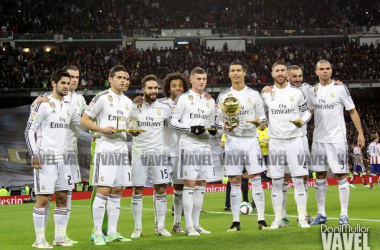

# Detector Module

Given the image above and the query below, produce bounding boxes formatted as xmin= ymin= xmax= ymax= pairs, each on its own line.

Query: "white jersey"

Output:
xmin=85 ymin=88 xmax=133 ymax=150
xmin=25 ymin=96 xmax=81 ymax=160
xmin=261 ymin=84 xmax=310 ymax=139
xmin=160 ymin=97 xmax=181 ymax=157
xmin=299 ymin=83 xmax=311 ymax=136
xmin=308 ymin=82 xmax=355 ymax=143
xmin=353 ymin=146 xmax=363 ymax=166
xmin=130 ymin=100 xmax=170 ymax=154
xmin=368 ymin=142 xmax=380 ymax=164
xmin=216 ymin=86 xmax=266 ymax=137
xmin=65 ymin=91 xmax=87 ymax=150
xmin=169 ymin=90 xmax=215 ymax=146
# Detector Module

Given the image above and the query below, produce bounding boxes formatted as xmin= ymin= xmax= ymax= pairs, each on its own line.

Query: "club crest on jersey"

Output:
xmin=247 ymin=98 xmax=252 ymax=104
xmin=126 ymin=104 xmax=130 ymax=111
xmin=290 ymin=96 xmax=295 ymax=102
xmin=314 ymin=87 xmax=318 ymax=96
xmin=41 ymin=185 xmax=46 ymax=191
xmin=108 ymin=95 xmax=113 ymax=102
xmin=88 ymin=102 xmax=94 ymax=111
xmin=188 ymin=95 xmax=193 ymax=101
xmin=77 ymin=100 xmax=80 ymax=106
xmin=330 ymin=92 xmax=335 ymax=98
xmin=100 ymin=176 xmax=105 ymax=182
xmin=184 ymin=171 xmax=188 ymax=176
xmin=137 ymin=103 xmax=142 ymax=112
xmin=206 ymin=102 xmax=210 ymax=108
xmin=156 ymin=109 xmax=161 ymax=116
xmin=49 ymin=102 xmax=56 ymax=109
xmin=67 ymin=110 xmax=70 ymax=117
xmin=271 ymin=91 xmax=275 ymax=100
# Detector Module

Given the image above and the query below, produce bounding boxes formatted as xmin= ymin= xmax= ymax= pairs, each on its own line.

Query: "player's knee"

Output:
xmin=36 ymin=195 xmax=51 ymax=207
xmin=173 ymin=184 xmax=184 ymax=191
xmin=335 ymin=173 xmax=347 ymax=180
xmin=110 ymin=186 xmax=123 ymax=195
xmin=133 ymin=186 xmax=144 ymax=195
xmin=230 ymin=175 xmax=242 ymax=184
xmin=154 ymin=184 xmax=166 ymax=195
xmin=284 ymin=174 xmax=292 ymax=182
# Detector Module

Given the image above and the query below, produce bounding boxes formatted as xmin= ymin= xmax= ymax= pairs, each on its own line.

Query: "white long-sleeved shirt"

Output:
xmin=160 ymin=97 xmax=181 ymax=157
xmin=307 ymin=82 xmax=355 ymax=143
xmin=262 ymin=84 xmax=311 ymax=139
xmin=169 ymin=90 xmax=215 ymax=146
xmin=65 ymin=91 xmax=87 ymax=150
xmin=25 ymin=96 xmax=81 ymax=160
xmin=215 ymin=86 xmax=266 ymax=137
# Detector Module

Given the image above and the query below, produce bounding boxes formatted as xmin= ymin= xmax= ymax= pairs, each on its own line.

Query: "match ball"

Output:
xmin=239 ymin=202 xmax=253 ymax=215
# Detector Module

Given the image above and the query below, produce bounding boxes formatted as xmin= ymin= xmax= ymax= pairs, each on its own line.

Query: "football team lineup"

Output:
xmin=22 ymin=61 xmax=380 ymax=249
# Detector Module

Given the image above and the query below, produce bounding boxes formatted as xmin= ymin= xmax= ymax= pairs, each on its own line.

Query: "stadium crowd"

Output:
xmin=1 ymin=42 xmax=380 ymax=89
xmin=0 ymin=0 xmax=378 ymax=35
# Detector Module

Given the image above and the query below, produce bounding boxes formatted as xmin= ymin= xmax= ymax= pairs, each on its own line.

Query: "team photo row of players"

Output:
xmin=25 ymin=59 xmax=372 ymax=248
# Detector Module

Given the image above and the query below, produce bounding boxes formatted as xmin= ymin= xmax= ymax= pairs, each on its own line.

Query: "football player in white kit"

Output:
xmin=216 ymin=60 xmax=267 ymax=231
xmin=81 ymin=65 xmax=133 ymax=245
xmin=262 ymin=61 xmax=312 ymax=229
xmin=25 ymin=70 xmax=81 ymax=248
xmin=170 ymin=67 xmax=217 ymax=236
xmin=261 ymin=65 xmax=344 ymax=225
xmin=30 ymin=65 xmax=87 ymax=244
xmin=308 ymin=59 xmax=365 ymax=226
xmin=129 ymin=75 xmax=172 ymax=238
xmin=60 ymin=65 xmax=87 ymax=244
xmin=160 ymin=73 xmax=190 ymax=234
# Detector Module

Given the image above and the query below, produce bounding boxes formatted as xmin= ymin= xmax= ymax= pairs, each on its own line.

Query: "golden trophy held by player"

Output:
xmin=116 ymin=117 xmax=146 ymax=133
xmin=221 ymin=94 xmax=240 ymax=127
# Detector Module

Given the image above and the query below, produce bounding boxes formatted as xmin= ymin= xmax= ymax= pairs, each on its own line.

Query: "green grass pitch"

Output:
xmin=1 ymin=184 xmax=379 ymax=250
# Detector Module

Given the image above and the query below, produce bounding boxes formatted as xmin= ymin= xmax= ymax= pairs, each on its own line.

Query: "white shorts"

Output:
xmin=224 ymin=135 xmax=267 ymax=176
xmin=66 ymin=151 xmax=82 ymax=184
xmin=284 ymin=136 xmax=310 ymax=175
xmin=168 ymin=156 xmax=183 ymax=185
xmin=311 ymin=142 xmax=348 ymax=174
xmin=131 ymin=150 xmax=170 ymax=186
xmin=92 ymin=145 xmax=132 ymax=187
xmin=267 ymin=137 xmax=309 ymax=178
xmin=179 ymin=146 xmax=214 ymax=181
xmin=34 ymin=160 xmax=74 ymax=195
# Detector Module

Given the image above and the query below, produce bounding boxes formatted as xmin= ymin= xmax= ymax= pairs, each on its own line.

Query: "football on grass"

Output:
xmin=239 ymin=202 xmax=253 ymax=215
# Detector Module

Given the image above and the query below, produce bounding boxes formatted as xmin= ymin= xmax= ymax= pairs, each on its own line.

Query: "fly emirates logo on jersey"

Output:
xmin=314 ymin=99 xmax=335 ymax=110
xmin=138 ymin=116 xmax=162 ymax=127
xmin=237 ymin=105 xmax=251 ymax=116
xmin=108 ymin=110 xmax=125 ymax=121
xmin=190 ymin=108 xmax=209 ymax=120
xmin=270 ymin=104 xmax=296 ymax=115
xmin=50 ymin=117 xmax=70 ymax=129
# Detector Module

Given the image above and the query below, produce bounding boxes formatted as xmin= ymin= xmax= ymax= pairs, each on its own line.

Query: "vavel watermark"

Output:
xmin=321 ymin=224 xmax=370 ymax=250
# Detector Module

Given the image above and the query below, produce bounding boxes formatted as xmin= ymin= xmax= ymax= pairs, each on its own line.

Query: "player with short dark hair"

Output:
xmin=80 ymin=65 xmax=133 ymax=245
xmin=216 ymin=60 xmax=267 ymax=231
xmin=26 ymin=70 xmax=81 ymax=248
xmin=130 ymin=75 xmax=172 ymax=238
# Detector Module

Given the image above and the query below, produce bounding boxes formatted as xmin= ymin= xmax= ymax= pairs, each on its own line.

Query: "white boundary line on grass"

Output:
xmin=72 ymin=205 xmax=380 ymax=223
